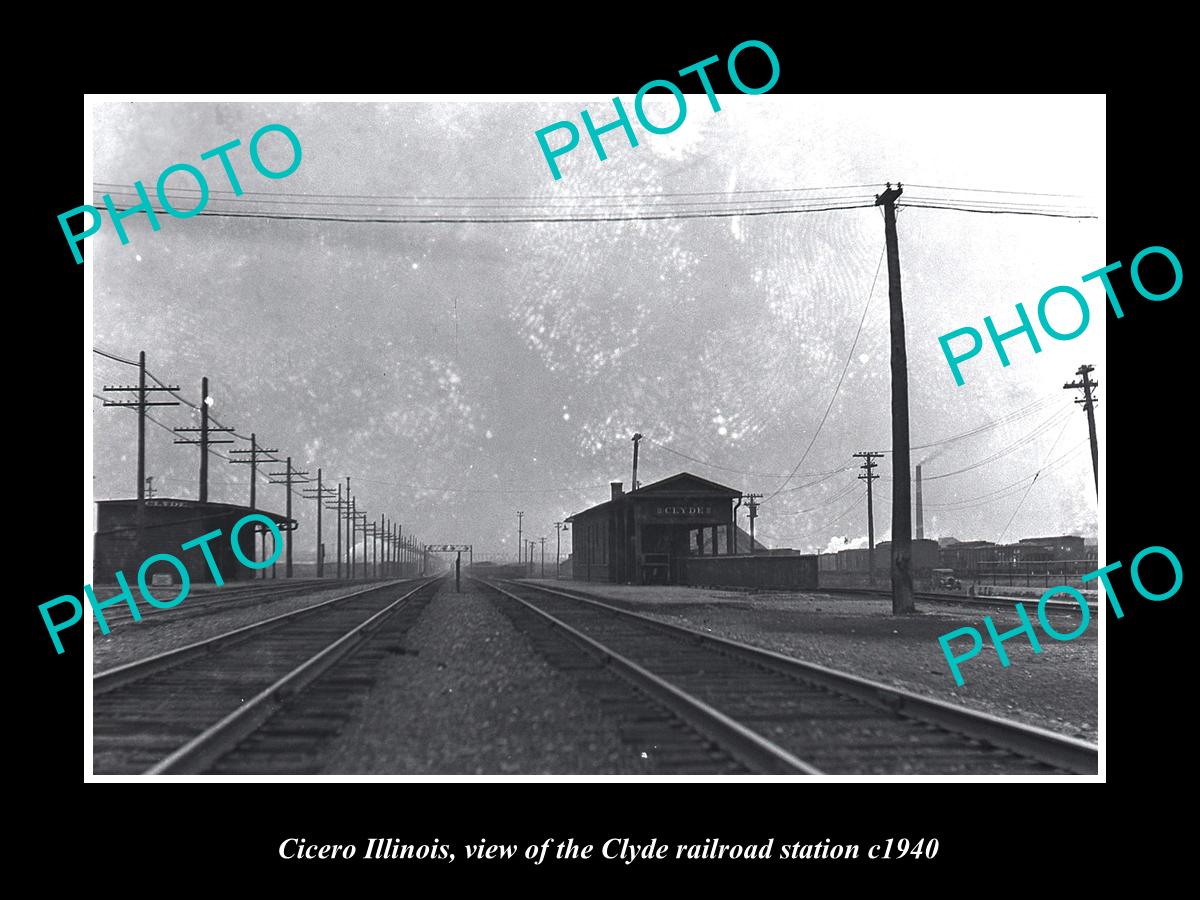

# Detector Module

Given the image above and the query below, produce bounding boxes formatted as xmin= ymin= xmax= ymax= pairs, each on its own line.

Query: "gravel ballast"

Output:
xmin=519 ymin=580 xmax=1099 ymax=743
xmin=320 ymin=578 xmax=654 ymax=774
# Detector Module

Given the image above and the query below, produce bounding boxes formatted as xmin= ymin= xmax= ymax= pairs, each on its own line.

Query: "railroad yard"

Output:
xmin=85 ymin=101 xmax=1106 ymax=781
xmin=91 ymin=573 xmax=1097 ymax=776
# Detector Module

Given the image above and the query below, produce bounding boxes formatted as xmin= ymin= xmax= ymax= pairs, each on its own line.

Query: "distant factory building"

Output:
xmin=93 ymin=498 xmax=294 ymax=585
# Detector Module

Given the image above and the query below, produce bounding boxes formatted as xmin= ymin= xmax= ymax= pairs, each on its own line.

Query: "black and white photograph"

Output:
xmin=77 ymin=92 xmax=1111 ymax=780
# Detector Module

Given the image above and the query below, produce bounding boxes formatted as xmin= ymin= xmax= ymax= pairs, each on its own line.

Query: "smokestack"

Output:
xmin=611 ymin=482 xmax=623 ymax=501
xmin=915 ymin=464 xmax=924 ymax=540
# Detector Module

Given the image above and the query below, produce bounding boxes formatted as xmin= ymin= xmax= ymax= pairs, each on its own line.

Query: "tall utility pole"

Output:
xmin=301 ymin=467 xmax=335 ymax=577
xmin=229 ymin=433 xmax=278 ymax=512
xmin=173 ymin=377 xmax=234 ymax=504
xmin=101 ymin=352 xmax=179 ymax=555
xmin=631 ymin=432 xmax=643 ymax=490
xmin=353 ymin=511 xmax=369 ymax=579
xmin=554 ymin=521 xmax=568 ymax=579
xmin=744 ymin=493 xmax=763 ymax=554
xmin=854 ymin=451 xmax=884 ymax=583
xmin=875 ymin=183 xmax=915 ymax=615
xmin=368 ymin=519 xmax=379 ymax=578
xmin=1064 ymin=364 xmax=1100 ymax=495
xmin=345 ymin=478 xmax=353 ymax=578
xmin=392 ymin=520 xmax=398 ymax=576
xmin=517 ymin=510 xmax=524 ymax=566
xmin=539 ymin=537 xmax=546 ymax=577
xmin=267 ymin=456 xmax=307 ymax=578
xmin=382 ymin=516 xmax=390 ymax=576
xmin=376 ymin=516 xmax=383 ymax=577
xmin=231 ymin=434 xmax=278 ymax=577
xmin=326 ymin=483 xmax=343 ymax=579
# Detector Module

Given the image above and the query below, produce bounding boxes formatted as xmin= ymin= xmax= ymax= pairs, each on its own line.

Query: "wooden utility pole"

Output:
xmin=301 ymin=467 xmax=334 ymax=577
xmin=854 ymin=451 xmax=883 ymax=583
xmin=555 ymin=521 xmax=568 ymax=579
xmin=325 ymin=484 xmax=343 ymax=579
xmin=875 ymin=183 xmax=915 ymax=614
xmin=1064 ymin=364 xmax=1099 ymax=495
xmin=540 ymin=537 xmax=547 ymax=577
xmin=267 ymin=456 xmax=307 ymax=578
xmin=345 ymin=478 xmax=353 ymax=577
xmin=229 ymin=432 xmax=277 ymax=512
xmin=631 ymin=432 xmax=643 ymax=490
xmin=744 ymin=493 xmax=762 ymax=553
xmin=173 ymin=377 xmax=234 ymax=504
xmin=101 ymin=352 xmax=179 ymax=555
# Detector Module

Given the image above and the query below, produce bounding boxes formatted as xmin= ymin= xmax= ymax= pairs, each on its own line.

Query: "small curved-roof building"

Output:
xmin=93 ymin=498 xmax=295 ymax=585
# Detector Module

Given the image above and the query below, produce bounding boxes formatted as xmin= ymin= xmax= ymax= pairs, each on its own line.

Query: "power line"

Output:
xmin=997 ymin=415 xmax=1076 ymax=544
xmin=93 ymin=181 xmax=882 ymax=202
xmin=877 ymin=440 xmax=1088 ymax=512
xmin=88 ymin=202 xmax=879 ymax=226
xmin=763 ymin=249 xmax=886 ymax=504
xmin=914 ymin=406 xmax=1075 ymax=481
xmin=904 ymin=183 xmax=1082 ymax=198
xmin=643 ymin=436 xmax=851 ymax=480
xmin=765 ymin=493 xmax=867 ymax=548
xmin=907 ymin=394 xmax=1063 ymax=452
xmin=897 ymin=202 xmax=1097 ymax=220
xmin=93 ymin=346 xmax=140 ymax=367
xmin=903 ymin=195 xmax=1088 ymax=212
xmin=96 ymin=186 xmax=880 ymax=212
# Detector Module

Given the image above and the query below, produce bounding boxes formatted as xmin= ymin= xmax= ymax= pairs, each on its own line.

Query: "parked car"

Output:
xmin=932 ymin=568 xmax=961 ymax=590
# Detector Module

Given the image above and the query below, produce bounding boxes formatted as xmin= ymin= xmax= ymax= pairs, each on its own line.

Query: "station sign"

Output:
xmin=643 ymin=502 xmax=721 ymax=525
xmin=426 ymin=544 xmax=470 ymax=552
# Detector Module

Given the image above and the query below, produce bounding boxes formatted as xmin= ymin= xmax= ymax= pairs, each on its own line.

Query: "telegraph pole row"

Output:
xmin=301 ymin=467 xmax=335 ymax=577
xmin=267 ymin=456 xmax=308 ymax=578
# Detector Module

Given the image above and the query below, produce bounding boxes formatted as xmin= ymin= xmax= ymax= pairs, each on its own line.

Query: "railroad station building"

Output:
xmin=93 ymin=498 xmax=295 ymax=585
xmin=566 ymin=472 xmax=817 ymax=588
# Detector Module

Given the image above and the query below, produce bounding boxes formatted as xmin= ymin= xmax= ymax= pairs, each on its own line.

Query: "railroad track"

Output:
xmin=808 ymin=584 xmax=1097 ymax=613
xmin=93 ymin=577 xmax=442 ymax=775
xmin=481 ymin=579 xmax=1098 ymax=776
xmin=89 ymin=577 xmax=409 ymax=629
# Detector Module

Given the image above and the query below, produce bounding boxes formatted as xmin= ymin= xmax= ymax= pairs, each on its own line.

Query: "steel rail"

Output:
xmin=143 ymin=578 xmax=440 ymax=775
xmin=89 ymin=578 xmax=406 ymax=629
xmin=798 ymin=584 xmax=1097 ymax=612
xmin=499 ymin=579 xmax=1098 ymax=775
xmin=94 ymin=578 xmax=419 ymax=694
xmin=482 ymin=579 xmax=820 ymax=775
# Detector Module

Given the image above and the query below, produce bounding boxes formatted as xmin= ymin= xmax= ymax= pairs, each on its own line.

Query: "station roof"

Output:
xmin=567 ymin=471 xmax=740 ymax=522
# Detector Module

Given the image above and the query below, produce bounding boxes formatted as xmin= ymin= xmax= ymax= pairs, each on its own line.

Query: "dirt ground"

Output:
xmin=522 ymin=580 xmax=1099 ymax=743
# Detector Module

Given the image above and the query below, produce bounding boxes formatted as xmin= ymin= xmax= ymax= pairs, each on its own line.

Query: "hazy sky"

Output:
xmin=89 ymin=96 xmax=1104 ymax=560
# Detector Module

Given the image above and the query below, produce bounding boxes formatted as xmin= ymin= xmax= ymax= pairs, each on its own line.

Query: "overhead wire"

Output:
xmin=997 ymin=414 xmax=1078 ymax=544
xmin=762 ymin=248 xmax=886 ymax=504
xmin=86 ymin=201 xmax=880 ymax=226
